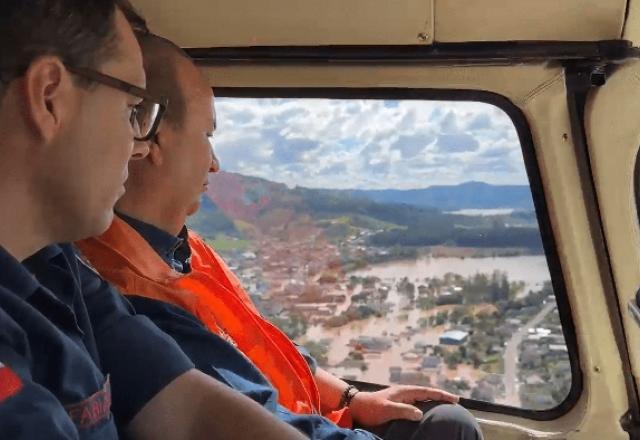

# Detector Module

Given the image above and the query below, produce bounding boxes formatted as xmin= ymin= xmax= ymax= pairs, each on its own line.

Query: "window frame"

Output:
xmin=213 ymin=86 xmax=583 ymax=421
xmin=635 ymin=147 xmax=640 ymax=225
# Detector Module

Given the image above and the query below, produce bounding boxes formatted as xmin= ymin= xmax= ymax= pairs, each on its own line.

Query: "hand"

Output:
xmin=348 ymin=385 xmax=459 ymax=427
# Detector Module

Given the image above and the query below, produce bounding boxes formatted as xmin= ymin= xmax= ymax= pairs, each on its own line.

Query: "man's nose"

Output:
xmin=131 ymin=140 xmax=150 ymax=161
xmin=209 ymin=149 xmax=220 ymax=173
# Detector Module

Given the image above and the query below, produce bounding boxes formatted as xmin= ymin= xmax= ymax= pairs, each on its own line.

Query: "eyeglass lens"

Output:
xmin=133 ymin=101 xmax=160 ymax=139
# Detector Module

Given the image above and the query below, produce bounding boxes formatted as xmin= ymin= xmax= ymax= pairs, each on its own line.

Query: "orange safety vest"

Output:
xmin=76 ymin=217 xmax=351 ymax=427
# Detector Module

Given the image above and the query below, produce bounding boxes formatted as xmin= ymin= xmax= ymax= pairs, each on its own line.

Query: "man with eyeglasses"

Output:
xmin=0 ymin=1 xmax=307 ymax=439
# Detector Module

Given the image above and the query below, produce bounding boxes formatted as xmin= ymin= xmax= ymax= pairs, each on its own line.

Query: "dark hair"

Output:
xmin=118 ymin=0 xmax=150 ymax=35
xmin=0 ymin=0 xmax=124 ymax=96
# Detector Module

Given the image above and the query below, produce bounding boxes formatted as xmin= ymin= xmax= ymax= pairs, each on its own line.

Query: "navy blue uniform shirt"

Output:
xmin=23 ymin=244 xmax=195 ymax=428
xmin=0 ymin=303 xmax=80 ymax=439
xmin=117 ymin=212 xmax=192 ymax=273
xmin=0 ymin=243 xmax=194 ymax=439
xmin=0 ymin=245 xmax=117 ymax=439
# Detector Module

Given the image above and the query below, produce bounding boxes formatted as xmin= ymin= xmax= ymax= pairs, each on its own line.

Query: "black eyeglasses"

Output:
xmin=65 ymin=65 xmax=167 ymax=142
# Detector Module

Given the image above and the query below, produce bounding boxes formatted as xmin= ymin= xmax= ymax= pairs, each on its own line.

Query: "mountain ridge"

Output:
xmin=211 ymin=171 xmax=534 ymax=211
xmin=186 ymin=171 xmax=542 ymax=252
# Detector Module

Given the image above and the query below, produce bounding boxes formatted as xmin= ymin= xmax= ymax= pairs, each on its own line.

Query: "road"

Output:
xmin=502 ymin=302 xmax=556 ymax=406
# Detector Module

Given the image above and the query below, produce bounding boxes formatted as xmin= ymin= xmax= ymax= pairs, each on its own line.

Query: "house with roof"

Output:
xmin=439 ymin=330 xmax=469 ymax=345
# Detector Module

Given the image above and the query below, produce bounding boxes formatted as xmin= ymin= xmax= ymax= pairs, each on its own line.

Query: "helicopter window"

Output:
xmin=188 ymin=90 xmax=579 ymax=416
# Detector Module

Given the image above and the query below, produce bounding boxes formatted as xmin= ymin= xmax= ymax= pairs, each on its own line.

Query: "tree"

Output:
xmin=458 ymin=345 xmax=468 ymax=360
xmin=270 ymin=313 xmax=308 ymax=340
xmin=445 ymin=351 xmax=463 ymax=370
xmin=471 ymin=384 xmax=495 ymax=403
xmin=303 ymin=341 xmax=329 ymax=366
xmin=450 ymin=306 xmax=468 ymax=325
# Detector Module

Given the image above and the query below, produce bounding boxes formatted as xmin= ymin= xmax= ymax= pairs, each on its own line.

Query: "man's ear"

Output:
xmin=130 ymin=139 xmax=151 ymax=161
xmin=147 ymin=134 xmax=164 ymax=166
xmin=22 ymin=56 xmax=72 ymax=143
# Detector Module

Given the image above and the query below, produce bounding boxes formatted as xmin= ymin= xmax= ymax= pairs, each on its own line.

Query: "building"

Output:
xmin=389 ymin=366 xmax=402 ymax=382
xmin=421 ymin=356 xmax=442 ymax=374
xmin=349 ymin=336 xmax=392 ymax=352
xmin=403 ymin=372 xmax=431 ymax=386
xmin=439 ymin=330 xmax=469 ymax=346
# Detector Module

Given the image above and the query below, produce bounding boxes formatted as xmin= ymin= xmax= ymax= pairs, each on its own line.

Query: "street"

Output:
xmin=502 ymin=302 xmax=557 ymax=405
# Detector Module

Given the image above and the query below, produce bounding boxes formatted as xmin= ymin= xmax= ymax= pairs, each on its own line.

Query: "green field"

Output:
xmin=206 ymin=234 xmax=251 ymax=252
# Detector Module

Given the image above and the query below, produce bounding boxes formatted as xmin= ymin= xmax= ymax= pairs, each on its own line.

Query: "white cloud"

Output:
xmin=213 ymin=97 xmax=527 ymax=190
xmin=434 ymin=133 xmax=480 ymax=153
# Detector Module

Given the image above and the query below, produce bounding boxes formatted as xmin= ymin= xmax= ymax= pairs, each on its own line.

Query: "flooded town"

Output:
xmin=200 ymin=220 xmax=572 ymax=411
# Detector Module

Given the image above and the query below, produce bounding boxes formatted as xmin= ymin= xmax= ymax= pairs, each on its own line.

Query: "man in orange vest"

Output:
xmin=77 ymin=29 xmax=483 ymax=440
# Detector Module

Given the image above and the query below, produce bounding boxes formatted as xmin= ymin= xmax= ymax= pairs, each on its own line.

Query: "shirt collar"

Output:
xmin=116 ymin=212 xmax=191 ymax=273
xmin=0 ymin=244 xmax=58 ymax=300
xmin=174 ymin=226 xmax=192 ymax=272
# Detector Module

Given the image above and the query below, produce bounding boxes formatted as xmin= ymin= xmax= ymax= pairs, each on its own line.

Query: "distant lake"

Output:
xmin=446 ymin=208 xmax=516 ymax=216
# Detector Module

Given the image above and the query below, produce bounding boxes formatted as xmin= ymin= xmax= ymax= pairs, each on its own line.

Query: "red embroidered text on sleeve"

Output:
xmin=0 ymin=362 xmax=23 ymax=403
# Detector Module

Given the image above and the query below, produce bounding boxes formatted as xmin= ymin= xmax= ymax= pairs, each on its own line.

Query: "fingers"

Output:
xmin=383 ymin=401 xmax=424 ymax=423
xmin=388 ymin=385 xmax=459 ymax=404
xmin=423 ymin=387 xmax=459 ymax=403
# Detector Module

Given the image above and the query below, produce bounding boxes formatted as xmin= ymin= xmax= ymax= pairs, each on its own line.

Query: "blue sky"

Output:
xmin=213 ymin=97 xmax=526 ymax=190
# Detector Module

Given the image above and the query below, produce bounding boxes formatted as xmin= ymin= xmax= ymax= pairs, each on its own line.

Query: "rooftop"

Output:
xmin=440 ymin=330 xmax=469 ymax=341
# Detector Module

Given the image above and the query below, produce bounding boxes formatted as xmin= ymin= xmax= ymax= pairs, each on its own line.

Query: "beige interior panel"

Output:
xmin=519 ymin=74 xmax=629 ymax=439
xmin=586 ymin=59 xmax=640 ymax=405
xmin=198 ymin=60 xmax=631 ymax=437
xmin=624 ymin=0 xmax=640 ymax=45
xmin=434 ymin=0 xmax=626 ymax=42
xmin=202 ymin=63 xmax=560 ymax=106
xmin=133 ymin=0 xmax=433 ymax=47
xmin=133 ymin=0 xmax=626 ymax=48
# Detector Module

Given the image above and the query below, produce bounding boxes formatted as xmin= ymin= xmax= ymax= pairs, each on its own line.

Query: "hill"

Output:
xmin=338 ymin=181 xmax=534 ymax=211
xmin=187 ymin=171 xmax=542 ymax=251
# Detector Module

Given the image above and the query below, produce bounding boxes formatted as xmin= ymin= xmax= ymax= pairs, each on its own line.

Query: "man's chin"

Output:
xmin=185 ymin=200 xmax=201 ymax=217
xmin=90 ymin=210 xmax=115 ymax=237
xmin=70 ymin=210 xmax=114 ymax=243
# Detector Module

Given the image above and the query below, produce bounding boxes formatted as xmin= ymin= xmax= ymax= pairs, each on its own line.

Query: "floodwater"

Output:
xmin=301 ymin=255 xmax=552 ymax=386
xmin=352 ymin=255 xmax=550 ymax=292
xmin=447 ymin=208 xmax=516 ymax=216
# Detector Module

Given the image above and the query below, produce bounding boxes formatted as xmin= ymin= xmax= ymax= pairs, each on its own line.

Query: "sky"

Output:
xmin=213 ymin=97 xmax=527 ymax=190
